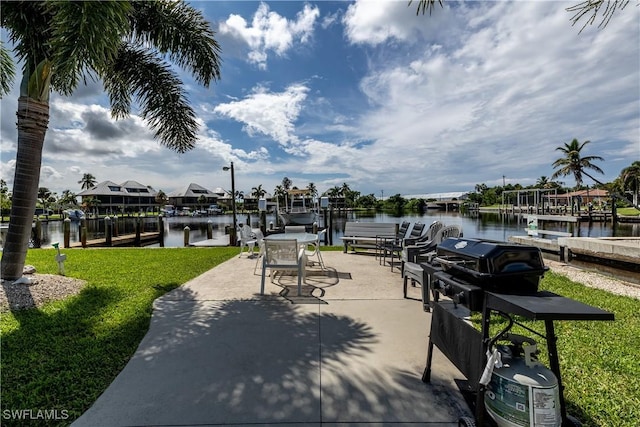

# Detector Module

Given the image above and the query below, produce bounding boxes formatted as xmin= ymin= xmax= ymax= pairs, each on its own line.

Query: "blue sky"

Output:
xmin=1 ymin=1 xmax=639 ymax=199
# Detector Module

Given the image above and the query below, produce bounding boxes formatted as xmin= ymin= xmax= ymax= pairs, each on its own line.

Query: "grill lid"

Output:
xmin=434 ymin=237 xmax=548 ymax=294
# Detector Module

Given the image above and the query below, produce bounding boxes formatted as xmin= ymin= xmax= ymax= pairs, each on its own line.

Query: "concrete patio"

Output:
xmin=72 ymin=251 xmax=472 ymax=426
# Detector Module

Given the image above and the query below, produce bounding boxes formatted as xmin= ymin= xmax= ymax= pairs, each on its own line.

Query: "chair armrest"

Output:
xmin=403 ymin=237 xmax=420 ymax=246
xmin=403 ymin=241 xmax=437 ymax=263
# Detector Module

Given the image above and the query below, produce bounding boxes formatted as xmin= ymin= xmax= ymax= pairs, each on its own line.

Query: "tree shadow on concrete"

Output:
xmin=71 ymin=290 xmax=479 ymax=426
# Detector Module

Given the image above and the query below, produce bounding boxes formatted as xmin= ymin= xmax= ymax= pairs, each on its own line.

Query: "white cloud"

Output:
xmin=219 ymin=2 xmax=319 ymax=69
xmin=213 ymin=83 xmax=309 ymax=150
xmin=342 ymin=1 xmax=639 ymax=190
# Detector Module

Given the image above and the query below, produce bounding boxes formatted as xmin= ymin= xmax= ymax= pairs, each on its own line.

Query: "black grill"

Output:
xmin=427 ymin=238 xmax=548 ymax=311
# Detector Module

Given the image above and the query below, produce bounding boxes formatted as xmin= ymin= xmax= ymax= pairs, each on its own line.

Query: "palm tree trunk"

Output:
xmin=1 ymin=97 xmax=49 ymax=281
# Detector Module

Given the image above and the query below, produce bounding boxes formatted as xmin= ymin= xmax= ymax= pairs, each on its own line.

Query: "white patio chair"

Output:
xmin=305 ymin=228 xmax=326 ymax=269
xmin=252 ymin=229 xmax=266 ymax=274
xmin=260 ymin=239 xmax=307 ymax=296
xmin=238 ymin=224 xmax=257 ymax=257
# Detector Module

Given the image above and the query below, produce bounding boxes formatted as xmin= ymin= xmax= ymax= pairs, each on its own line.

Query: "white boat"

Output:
xmin=278 ymin=189 xmax=318 ymax=226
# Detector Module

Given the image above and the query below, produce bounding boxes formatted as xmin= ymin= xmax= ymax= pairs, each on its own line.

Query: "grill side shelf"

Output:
xmin=484 ymin=292 xmax=615 ymax=321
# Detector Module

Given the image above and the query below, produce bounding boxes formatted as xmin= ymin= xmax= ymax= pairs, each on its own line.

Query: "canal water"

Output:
xmin=27 ymin=209 xmax=640 ymax=248
xmin=5 ymin=210 xmax=638 ymax=284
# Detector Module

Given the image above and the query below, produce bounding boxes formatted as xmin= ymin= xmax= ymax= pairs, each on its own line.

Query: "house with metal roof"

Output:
xmin=167 ymin=183 xmax=224 ymax=210
xmin=78 ymin=180 xmax=158 ymax=214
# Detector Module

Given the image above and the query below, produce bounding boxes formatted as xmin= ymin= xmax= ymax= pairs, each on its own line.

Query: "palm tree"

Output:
xmin=620 ymin=161 xmax=640 ymax=208
xmin=78 ymin=173 xmax=97 ymax=190
xmin=536 ymin=176 xmax=550 ymax=188
xmin=0 ymin=1 xmax=221 ymax=281
xmin=551 ymin=139 xmax=604 ymax=189
xmin=327 ymin=186 xmax=341 ymax=205
xmin=155 ymin=190 xmax=168 ymax=206
xmin=82 ymin=197 xmax=101 ymax=217
xmin=197 ymin=195 xmax=207 ymax=212
xmin=273 ymin=185 xmax=286 ymax=205
xmin=251 ymin=184 xmax=266 ymax=200
xmin=58 ymin=189 xmax=78 ymax=209
xmin=306 ymin=182 xmax=317 ymax=199
xmin=552 ymin=139 xmax=604 ymax=213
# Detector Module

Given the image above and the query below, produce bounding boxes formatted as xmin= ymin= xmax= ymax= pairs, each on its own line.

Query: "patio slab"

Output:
xmin=72 ymin=251 xmax=471 ymax=427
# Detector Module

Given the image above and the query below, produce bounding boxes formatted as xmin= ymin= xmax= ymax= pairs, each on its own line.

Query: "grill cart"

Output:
xmin=420 ymin=238 xmax=614 ymax=427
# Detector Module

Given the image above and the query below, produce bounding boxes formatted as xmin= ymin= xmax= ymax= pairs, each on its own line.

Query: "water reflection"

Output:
xmin=11 ymin=209 xmax=639 ymax=249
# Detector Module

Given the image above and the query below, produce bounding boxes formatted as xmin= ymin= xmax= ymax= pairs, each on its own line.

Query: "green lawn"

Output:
xmin=1 ymin=248 xmax=639 ymax=426
xmin=1 ymin=247 xmax=237 ymax=426
xmin=478 ymin=272 xmax=640 ymax=426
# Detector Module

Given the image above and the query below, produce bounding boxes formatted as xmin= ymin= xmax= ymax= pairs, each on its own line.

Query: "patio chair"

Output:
xmin=261 ymin=239 xmax=307 ymax=296
xmin=305 ymin=228 xmax=326 ymax=269
xmin=400 ymin=221 xmax=444 ymax=269
xmin=252 ymin=229 xmax=266 ymax=274
xmin=380 ymin=222 xmax=425 ymax=272
xmin=401 ymin=225 xmax=463 ymax=309
xmin=376 ymin=221 xmax=410 ymax=261
xmin=238 ymin=224 xmax=257 ymax=257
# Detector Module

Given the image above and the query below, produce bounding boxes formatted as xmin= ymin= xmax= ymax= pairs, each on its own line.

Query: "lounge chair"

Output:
xmin=401 ymin=224 xmax=463 ymax=310
xmin=380 ymin=222 xmax=425 ymax=271
xmin=376 ymin=221 xmax=410 ymax=261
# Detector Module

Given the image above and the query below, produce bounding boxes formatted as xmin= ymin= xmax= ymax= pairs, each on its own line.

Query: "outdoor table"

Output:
xmin=264 ymin=232 xmax=318 ymax=245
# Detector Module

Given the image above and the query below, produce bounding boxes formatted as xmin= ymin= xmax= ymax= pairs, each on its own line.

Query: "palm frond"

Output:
xmin=1 ymin=2 xmax=52 ymax=73
xmin=0 ymin=41 xmax=16 ymax=97
xmin=102 ymin=44 xmax=197 ymax=153
xmin=48 ymin=1 xmax=132 ymax=95
xmin=129 ymin=0 xmax=221 ymax=87
xmin=409 ymin=0 xmax=444 ymax=16
xmin=566 ymin=0 xmax=630 ymax=33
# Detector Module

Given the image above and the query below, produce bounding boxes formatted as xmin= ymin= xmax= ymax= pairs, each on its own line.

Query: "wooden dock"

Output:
xmin=66 ymin=231 xmax=161 ymax=248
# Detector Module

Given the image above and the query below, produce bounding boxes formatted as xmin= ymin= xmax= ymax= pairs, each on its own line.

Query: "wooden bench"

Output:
xmin=340 ymin=222 xmax=398 ymax=253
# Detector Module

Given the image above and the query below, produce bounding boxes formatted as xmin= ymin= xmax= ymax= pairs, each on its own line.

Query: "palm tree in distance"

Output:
xmin=0 ymin=1 xmax=222 ymax=281
xmin=552 ymin=139 xmax=604 ymax=213
xmin=78 ymin=173 xmax=97 ymax=190
xmin=620 ymin=161 xmax=640 ymax=208
xmin=551 ymin=139 xmax=605 ymax=189
xmin=251 ymin=184 xmax=266 ymax=200
xmin=307 ymin=182 xmax=317 ymax=199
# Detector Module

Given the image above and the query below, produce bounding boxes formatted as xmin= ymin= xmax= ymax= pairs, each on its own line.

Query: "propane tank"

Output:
xmin=484 ymin=335 xmax=561 ymax=427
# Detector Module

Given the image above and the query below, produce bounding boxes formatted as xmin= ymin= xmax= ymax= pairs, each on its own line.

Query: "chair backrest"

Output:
xmin=406 ymin=222 xmax=425 ymax=240
xmin=264 ymin=239 xmax=300 ymax=266
xmin=239 ymin=224 xmax=254 ymax=242
xmin=434 ymin=225 xmax=463 ymax=244
xmin=285 ymin=225 xmax=306 ymax=233
xmin=407 ymin=221 xmax=444 ymax=245
xmin=426 ymin=221 xmax=444 ymax=240
xmin=253 ymin=229 xmax=264 ymax=244
xmin=397 ymin=221 xmax=411 ymax=239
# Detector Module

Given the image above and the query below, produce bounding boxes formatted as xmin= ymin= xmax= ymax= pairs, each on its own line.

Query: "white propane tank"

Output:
xmin=484 ymin=341 xmax=561 ymax=427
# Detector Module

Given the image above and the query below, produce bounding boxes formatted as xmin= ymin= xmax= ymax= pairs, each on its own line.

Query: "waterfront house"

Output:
xmin=78 ymin=180 xmax=158 ymax=215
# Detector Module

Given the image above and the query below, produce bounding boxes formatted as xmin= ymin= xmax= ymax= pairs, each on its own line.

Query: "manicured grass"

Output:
xmin=1 ymin=247 xmax=237 ymax=426
xmin=476 ymin=271 xmax=640 ymax=427
xmin=618 ymin=207 xmax=640 ymax=216
xmin=1 ymin=248 xmax=638 ymax=426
